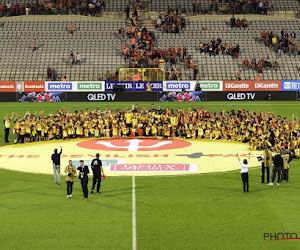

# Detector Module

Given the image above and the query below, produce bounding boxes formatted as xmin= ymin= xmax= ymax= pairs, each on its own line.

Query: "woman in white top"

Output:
xmin=237 ymin=153 xmax=251 ymax=192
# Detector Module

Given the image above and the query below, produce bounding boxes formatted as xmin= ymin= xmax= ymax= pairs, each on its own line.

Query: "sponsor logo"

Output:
xmin=24 ymin=81 xmax=45 ymax=91
xmin=110 ymin=163 xmax=196 ymax=172
xmin=255 ymin=82 xmax=279 ymax=89
xmin=47 ymin=82 xmax=72 ymax=91
xmin=77 ymin=82 xmax=103 ymax=91
xmin=135 ymin=82 xmax=145 ymax=90
xmin=197 ymin=81 xmax=222 ymax=91
xmin=77 ymin=138 xmax=191 ymax=151
xmin=223 ymin=81 xmax=281 ymax=91
xmin=105 ymin=82 xmax=133 ymax=91
xmin=150 ymin=82 xmax=163 ymax=91
xmin=165 ymin=81 xmax=191 ymax=90
xmin=227 ymin=92 xmax=256 ymax=100
xmin=0 ymin=82 xmax=16 ymax=92
xmin=225 ymin=83 xmax=250 ymax=89
xmin=87 ymin=93 xmax=116 ymax=101
xmin=282 ymin=80 xmax=300 ymax=90
xmin=105 ymin=81 xmax=163 ymax=92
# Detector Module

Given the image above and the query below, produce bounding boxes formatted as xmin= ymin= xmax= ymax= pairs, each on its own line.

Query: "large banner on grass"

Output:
xmin=223 ymin=81 xmax=281 ymax=91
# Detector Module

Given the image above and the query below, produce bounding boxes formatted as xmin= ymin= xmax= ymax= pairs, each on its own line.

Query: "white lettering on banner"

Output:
xmin=200 ymin=83 xmax=218 ymax=89
xmin=135 ymin=83 xmax=145 ymax=89
xmin=291 ymin=82 xmax=300 ymax=89
xmin=227 ymin=93 xmax=256 ymax=100
xmin=255 ymin=83 xmax=278 ymax=89
xmin=225 ymin=83 xmax=249 ymax=89
xmin=167 ymin=83 xmax=190 ymax=89
xmin=0 ymin=85 xmax=14 ymax=89
xmin=126 ymin=83 xmax=133 ymax=89
xmin=25 ymin=85 xmax=44 ymax=89
xmin=49 ymin=84 xmax=71 ymax=89
xmin=87 ymin=93 xmax=116 ymax=101
xmin=151 ymin=83 xmax=162 ymax=89
xmin=79 ymin=84 xmax=101 ymax=89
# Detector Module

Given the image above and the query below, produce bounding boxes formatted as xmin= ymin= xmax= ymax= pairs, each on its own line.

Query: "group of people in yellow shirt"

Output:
xmin=10 ymin=106 xmax=300 ymax=156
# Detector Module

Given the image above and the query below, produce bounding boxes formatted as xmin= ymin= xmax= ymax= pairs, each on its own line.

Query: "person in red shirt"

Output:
xmin=33 ymin=40 xmax=37 ymax=52
xmin=183 ymin=46 xmax=187 ymax=59
xmin=243 ymin=57 xmax=249 ymax=71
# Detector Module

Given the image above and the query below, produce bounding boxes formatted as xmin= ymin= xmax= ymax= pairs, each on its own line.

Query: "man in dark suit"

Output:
xmin=77 ymin=160 xmax=89 ymax=200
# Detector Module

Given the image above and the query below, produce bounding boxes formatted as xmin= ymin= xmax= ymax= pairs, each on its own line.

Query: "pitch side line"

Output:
xmin=132 ymin=176 xmax=137 ymax=250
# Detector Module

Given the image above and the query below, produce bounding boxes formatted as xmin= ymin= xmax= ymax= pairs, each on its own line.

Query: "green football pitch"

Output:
xmin=0 ymin=101 xmax=300 ymax=250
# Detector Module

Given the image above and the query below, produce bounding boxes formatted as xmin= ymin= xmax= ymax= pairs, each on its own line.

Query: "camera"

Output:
xmin=68 ymin=173 xmax=72 ymax=177
xmin=257 ymin=156 xmax=262 ymax=161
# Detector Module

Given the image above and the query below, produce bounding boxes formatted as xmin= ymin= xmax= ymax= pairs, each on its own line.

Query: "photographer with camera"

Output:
xmin=64 ymin=160 xmax=77 ymax=198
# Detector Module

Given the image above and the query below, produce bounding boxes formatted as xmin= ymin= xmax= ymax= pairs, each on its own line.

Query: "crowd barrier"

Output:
xmin=1 ymin=80 xmax=300 ymax=92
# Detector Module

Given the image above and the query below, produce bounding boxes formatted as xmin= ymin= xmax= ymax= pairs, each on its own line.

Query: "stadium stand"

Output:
xmin=1 ymin=16 xmax=300 ymax=81
xmin=0 ymin=19 xmax=126 ymax=81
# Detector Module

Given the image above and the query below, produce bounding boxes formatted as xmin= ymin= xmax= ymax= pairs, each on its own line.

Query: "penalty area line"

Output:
xmin=132 ymin=176 xmax=137 ymax=250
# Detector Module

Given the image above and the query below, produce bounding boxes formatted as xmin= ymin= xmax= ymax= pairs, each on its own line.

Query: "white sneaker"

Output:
xmin=268 ymin=183 xmax=274 ymax=186
xmin=69 ymin=194 xmax=72 ymax=198
xmin=277 ymin=183 xmax=280 ymax=186
xmin=67 ymin=195 xmax=70 ymax=198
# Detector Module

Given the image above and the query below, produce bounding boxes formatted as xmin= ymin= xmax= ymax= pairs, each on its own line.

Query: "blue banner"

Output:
xmin=105 ymin=81 xmax=163 ymax=92
xmin=163 ymin=81 xmax=194 ymax=91
xmin=282 ymin=80 xmax=300 ymax=91
xmin=45 ymin=82 xmax=73 ymax=91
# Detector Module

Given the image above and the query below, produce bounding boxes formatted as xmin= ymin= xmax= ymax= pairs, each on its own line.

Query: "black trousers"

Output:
xmin=66 ymin=181 xmax=74 ymax=195
xmin=81 ymin=178 xmax=88 ymax=198
xmin=272 ymin=167 xmax=282 ymax=183
xmin=92 ymin=175 xmax=102 ymax=193
xmin=241 ymin=173 xmax=249 ymax=192
xmin=261 ymin=163 xmax=270 ymax=183
xmin=283 ymin=169 xmax=289 ymax=182
xmin=4 ymin=128 xmax=9 ymax=142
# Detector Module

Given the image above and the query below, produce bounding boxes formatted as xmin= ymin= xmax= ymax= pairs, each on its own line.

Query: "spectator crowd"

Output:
xmin=10 ymin=106 xmax=300 ymax=159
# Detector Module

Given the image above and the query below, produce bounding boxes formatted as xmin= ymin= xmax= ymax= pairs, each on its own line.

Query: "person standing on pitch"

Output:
xmin=64 ymin=160 xmax=77 ymax=198
xmin=77 ymin=160 xmax=89 ymax=200
xmin=269 ymin=151 xmax=283 ymax=186
xmin=237 ymin=153 xmax=251 ymax=192
xmin=51 ymin=146 xmax=63 ymax=185
xmin=3 ymin=112 xmax=15 ymax=143
xmin=282 ymin=148 xmax=292 ymax=182
xmin=91 ymin=153 xmax=105 ymax=194
xmin=261 ymin=147 xmax=272 ymax=183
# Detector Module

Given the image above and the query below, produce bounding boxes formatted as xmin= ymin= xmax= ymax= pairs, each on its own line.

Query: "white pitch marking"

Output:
xmin=132 ymin=176 xmax=137 ymax=250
